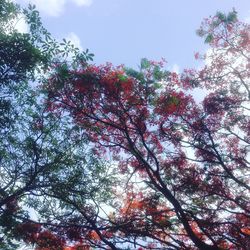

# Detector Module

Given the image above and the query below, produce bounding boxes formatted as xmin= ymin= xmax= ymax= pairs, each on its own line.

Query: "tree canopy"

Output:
xmin=0 ymin=2 xmax=249 ymax=249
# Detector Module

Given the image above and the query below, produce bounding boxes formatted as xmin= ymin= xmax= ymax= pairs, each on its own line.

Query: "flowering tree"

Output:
xmin=42 ymin=10 xmax=250 ymax=250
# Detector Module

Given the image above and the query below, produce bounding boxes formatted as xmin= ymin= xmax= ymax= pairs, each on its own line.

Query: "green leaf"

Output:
xmin=227 ymin=10 xmax=237 ymax=23
xmin=205 ymin=33 xmax=213 ymax=43
xmin=140 ymin=58 xmax=150 ymax=70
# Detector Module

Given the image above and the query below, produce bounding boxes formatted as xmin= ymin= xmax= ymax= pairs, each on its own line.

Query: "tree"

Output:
xmin=44 ymin=10 xmax=250 ymax=249
xmin=0 ymin=2 xmax=106 ymax=250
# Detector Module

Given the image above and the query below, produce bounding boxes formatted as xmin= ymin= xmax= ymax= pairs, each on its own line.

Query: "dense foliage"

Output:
xmin=0 ymin=2 xmax=249 ymax=249
xmin=0 ymin=1 xmax=104 ymax=250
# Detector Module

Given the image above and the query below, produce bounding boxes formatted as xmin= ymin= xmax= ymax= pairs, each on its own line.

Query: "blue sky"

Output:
xmin=16 ymin=0 xmax=250 ymax=71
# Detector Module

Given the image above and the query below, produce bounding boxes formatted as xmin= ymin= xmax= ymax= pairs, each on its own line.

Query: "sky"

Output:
xmin=15 ymin=0 xmax=250 ymax=72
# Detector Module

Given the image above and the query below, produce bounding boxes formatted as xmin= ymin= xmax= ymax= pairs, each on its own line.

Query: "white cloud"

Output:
xmin=14 ymin=14 xmax=29 ymax=33
xmin=171 ymin=63 xmax=180 ymax=74
xmin=66 ymin=32 xmax=83 ymax=50
xmin=71 ymin=0 xmax=93 ymax=7
xmin=4 ymin=13 xmax=29 ymax=34
xmin=17 ymin=0 xmax=93 ymax=17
